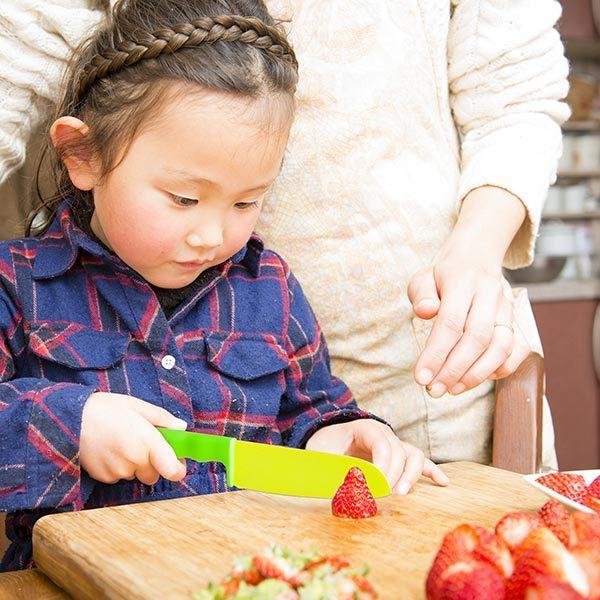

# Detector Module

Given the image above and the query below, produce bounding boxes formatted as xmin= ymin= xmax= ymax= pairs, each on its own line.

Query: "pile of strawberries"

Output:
xmin=537 ymin=472 xmax=600 ymax=514
xmin=426 ymin=472 xmax=600 ymax=599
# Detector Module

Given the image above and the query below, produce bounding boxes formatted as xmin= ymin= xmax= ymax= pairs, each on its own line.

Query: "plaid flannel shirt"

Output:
xmin=0 ymin=201 xmax=376 ymax=570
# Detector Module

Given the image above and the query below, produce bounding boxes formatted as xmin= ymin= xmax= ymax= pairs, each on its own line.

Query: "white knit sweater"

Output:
xmin=0 ymin=0 xmax=570 ymax=466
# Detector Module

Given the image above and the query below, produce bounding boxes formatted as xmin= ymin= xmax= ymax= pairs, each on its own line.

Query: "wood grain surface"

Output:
xmin=32 ymin=462 xmax=548 ymax=600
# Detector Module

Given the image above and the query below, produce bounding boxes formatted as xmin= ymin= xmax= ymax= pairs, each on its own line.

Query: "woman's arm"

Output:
xmin=409 ymin=0 xmax=570 ymax=396
xmin=0 ymin=0 xmax=110 ymax=185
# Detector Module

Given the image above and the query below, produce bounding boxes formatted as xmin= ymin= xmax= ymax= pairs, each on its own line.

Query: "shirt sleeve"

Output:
xmin=448 ymin=0 xmax=571 ymax=268
xmin=0 ymin=293 xmax=96 ymax=512
xmin=276 ymin=260 xmax=388 ymax=448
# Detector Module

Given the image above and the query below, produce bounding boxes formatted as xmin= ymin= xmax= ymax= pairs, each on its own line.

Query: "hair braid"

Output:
xmin=76 ymin=15 xmax=297 ymax=104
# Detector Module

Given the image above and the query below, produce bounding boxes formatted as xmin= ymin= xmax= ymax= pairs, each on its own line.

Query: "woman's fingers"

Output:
xmin=491 ymin=325 xmax=531 ymax=379
xmin=448 ymin=289 xmax=515 ymax=394
xmin=414 ymin=283 xmax=472 ymax=388
xmin=408 ymin=268 xmax=441 ymax=320
xmin=427 ymin=278 xmax=502 ymax=396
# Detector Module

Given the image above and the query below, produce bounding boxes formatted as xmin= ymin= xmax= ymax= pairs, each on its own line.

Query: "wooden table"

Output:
xmin=9 ymin=461 xmax=547 ymax=599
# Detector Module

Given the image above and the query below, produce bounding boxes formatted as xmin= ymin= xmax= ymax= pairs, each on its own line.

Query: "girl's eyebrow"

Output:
xmin=165 ymin=168 xmax=276 ymax=194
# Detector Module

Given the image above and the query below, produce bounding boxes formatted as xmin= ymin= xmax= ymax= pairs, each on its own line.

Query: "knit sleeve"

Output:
xmin=0 ymin=0 xmax=111 ymax=186
xmin=448 ymin=0 xmax=571 ymax=269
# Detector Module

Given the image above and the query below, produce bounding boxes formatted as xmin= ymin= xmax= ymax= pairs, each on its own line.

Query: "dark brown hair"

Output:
xmin=29 ymin=0 xmax=298 ymax=235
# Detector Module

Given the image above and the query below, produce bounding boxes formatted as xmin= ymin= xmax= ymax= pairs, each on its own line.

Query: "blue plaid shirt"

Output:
xmin=0 ymin=201 xmax=374 ymax=570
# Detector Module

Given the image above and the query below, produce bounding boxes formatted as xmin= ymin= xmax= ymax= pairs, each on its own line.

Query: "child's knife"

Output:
xmin=157 ymin=428 xmax=391 ymax=498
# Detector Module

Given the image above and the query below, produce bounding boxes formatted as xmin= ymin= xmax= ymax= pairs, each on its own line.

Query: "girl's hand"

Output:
xmin=80 ymin=392 xmax=188 ymax=485
xmin=408 ymin=186 xmax=532 ymax=398
xmin=305 ymin=419 xmax=449 ymax=495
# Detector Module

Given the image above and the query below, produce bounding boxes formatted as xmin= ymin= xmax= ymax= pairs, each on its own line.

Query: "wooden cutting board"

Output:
xmin=32 ymin=462 xmax=547 ymax=599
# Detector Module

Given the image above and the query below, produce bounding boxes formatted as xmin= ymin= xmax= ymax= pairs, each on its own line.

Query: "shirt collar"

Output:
xmin=32 ymin=200 xmax=264 ymax=280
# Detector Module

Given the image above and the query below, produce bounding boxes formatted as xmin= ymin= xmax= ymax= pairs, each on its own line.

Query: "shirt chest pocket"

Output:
xmin=204 ymin=331 xmax=290 ymax=441
xmin=26 ymin=321 xmax=130 ymax=384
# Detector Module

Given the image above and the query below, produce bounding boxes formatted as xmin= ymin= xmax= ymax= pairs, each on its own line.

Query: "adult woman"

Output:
xmin=0 ymin=0 xmax=569 ymax=478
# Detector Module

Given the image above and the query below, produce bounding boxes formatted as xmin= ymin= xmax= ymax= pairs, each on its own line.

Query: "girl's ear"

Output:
xmin=50 ymin=116 xmax=99 ymax=191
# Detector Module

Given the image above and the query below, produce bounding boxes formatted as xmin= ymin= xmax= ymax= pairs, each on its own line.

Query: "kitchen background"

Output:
xmin=0 ymin=0 xmax=598 ymax=471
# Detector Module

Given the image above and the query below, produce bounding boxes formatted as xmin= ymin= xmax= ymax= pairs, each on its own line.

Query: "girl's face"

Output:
xmin=85 ymin=90 xmax=290 ymax=288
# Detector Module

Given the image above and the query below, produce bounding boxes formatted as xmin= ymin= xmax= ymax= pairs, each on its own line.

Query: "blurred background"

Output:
xmin=0 ymin=0 xmax=599 ymax=470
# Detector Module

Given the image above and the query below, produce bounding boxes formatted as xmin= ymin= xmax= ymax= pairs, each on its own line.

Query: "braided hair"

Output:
xmin=30 ymin=0 xmax=298 ymax=235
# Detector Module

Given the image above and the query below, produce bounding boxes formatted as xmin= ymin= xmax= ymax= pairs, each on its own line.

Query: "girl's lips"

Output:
xmin=175 ymin=260 xmax=208 ymax=269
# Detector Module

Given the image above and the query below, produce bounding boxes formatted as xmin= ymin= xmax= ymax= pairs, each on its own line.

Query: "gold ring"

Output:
xmin=494 ymin=321 xmax=514 ymax=333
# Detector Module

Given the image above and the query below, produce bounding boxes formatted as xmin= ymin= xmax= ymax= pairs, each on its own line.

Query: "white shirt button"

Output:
xmin=161 ymin=355 xmax=176 ymax=370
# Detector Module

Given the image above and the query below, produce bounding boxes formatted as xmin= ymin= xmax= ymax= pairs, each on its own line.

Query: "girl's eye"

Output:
xmin=171 ymin=195 xmax=197 ymax=207
xmin=235 ymin=201 xmax=259 ymax=210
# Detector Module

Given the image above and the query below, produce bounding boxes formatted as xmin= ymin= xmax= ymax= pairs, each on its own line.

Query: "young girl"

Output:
xmin=0 ymin=0 xmax=448 ymax=570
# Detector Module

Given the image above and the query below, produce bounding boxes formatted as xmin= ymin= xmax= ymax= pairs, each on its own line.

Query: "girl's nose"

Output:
xmin=186 ymin=225 xmax=223 ymax=249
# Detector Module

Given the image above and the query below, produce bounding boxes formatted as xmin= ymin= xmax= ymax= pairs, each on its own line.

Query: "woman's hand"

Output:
xmin=80 ymin=392 xmax=188 ymax=485
xmin=408 ymin=186 xmax=532 ymax=397
xmin=305 ymin=419 xmax=449 ymax=495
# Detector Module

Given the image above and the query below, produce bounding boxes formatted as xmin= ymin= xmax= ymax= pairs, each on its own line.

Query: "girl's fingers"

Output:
xmin=147 ymin=427 xmax=187 ymax=482
xmin=427 ymin=279 xmax=502 ymax=396
xmin=422 ymin=459 xmax=450 ymax=486
xmin=382 ymin=433 xmax=407 ymax=492
xmin=414 ymin=284 xmax=473 ymax=389
xmin=394 ymin=444 xmax=425 ymax=495
xmin=449 ymin=292 xmax=515 ymax=393
xmin=408 ymin=268 xmax=441 ymax=320
xmin=134 ymin=463 xmax=160 ymax=486
xmin=353 ymin=423 xmax=393 ymax=481
xmin=127 ymin=396 xmax=188 ymax=431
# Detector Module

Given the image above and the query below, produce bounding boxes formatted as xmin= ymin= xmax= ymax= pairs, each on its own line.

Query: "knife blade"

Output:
xmin=158 ymin=428 xmax=391 ymax=499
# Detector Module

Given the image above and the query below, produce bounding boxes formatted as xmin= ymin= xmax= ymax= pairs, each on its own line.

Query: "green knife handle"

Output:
xmin=157 ymin=428 xmax=233 ymax=485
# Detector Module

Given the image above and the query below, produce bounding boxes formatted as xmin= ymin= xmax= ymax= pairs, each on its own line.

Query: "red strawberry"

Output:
xmin=304 ymin=556 xmax=350 ymax=573
xmin=522 ymin=575 xmax=585 ymax=599
xmin=571 ymin=511 xmax=600 ymax=548
xmin=585 ymin=495 xmax=600 ymax=516
xmin=331 ymin=468 xmax=377 ymax=519
xmin=425 ymin=524 xmax=488 ymax=599
xmin=572 ymin=544 xmax=600 ymax=600
xmin=472 ymin=535 xmax=514 ymax=577
xmin=496 ymin=511 xmax=544 ymax=553
xmin=435 ymin=560 xmax=505 ymax=600
xmin=536 ymin=473 xmax=589 ymax=505
xmin=539 ymin=501 xmax=574 ymax=547
xmin=589 ymin=476 xmax=600 ymax=500
xmin=506 ymin=528 xmax=589 ymax=600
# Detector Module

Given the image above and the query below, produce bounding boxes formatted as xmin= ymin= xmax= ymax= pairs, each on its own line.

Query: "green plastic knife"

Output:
xmin=158 ymin=428 xmax=391 ymax=499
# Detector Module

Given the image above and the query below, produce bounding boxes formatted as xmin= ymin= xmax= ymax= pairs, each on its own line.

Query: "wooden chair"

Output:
xmin=492 ymin=352 xmax=545 ymax=474
xmin=0 ymin=353 xmax=546 ymax=557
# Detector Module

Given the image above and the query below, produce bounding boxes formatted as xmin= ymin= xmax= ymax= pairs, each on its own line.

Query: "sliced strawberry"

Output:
xmin=435 ymin=560 xmax=505 ymax=600
xmin=506 ymin=528 xmax=589 ymax=600
xmin=536 ymin=473 xmax=589 ymax=505
xmin=351 ymin=574 xmax=378 ymax=598
xmin=571 ymin=510 xmax=600 ymax=548
xmin=585 ymin=495 xmax=600 ymax=516
xmin=304 ymin=555 xmax=350 ymax=573
xmin=572 ymin=543 xmax=600 ymax=600
xmin=472 ymin=535 xmax=514 ymax=577
xmin=252 ymin=555 xmax=288 ymax=580
xmin=589 ymin=476 xmax=600 ymax=500
xmin=496 ymin=511 xmax=544 ymax=553
xmin=425 ymin=524 xmax=488 ymax=599
xmin=331 ymin=467 xmax=377 ymax=519
xmin=539 ymin=500 xmax=574 ymax=547
xmin=522 ymin=575 xmax=585 ymax=599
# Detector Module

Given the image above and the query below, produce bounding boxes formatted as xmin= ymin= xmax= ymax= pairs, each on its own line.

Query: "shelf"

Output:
xmin=563 ymin=120 xmax=600 ymax=132
xmin=564 ymin=38 xmax=600 ymax=61
xmin=557 ymin=171 xmax=600 ymax=180
xmin=542 ymin=211 xmax=600 ymax=220
xmin=525 ymin=278 xmax=600 ymax=303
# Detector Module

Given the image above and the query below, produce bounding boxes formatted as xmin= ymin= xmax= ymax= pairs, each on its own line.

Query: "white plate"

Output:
xmin=523 ymin=470 xmax=600 ymax=514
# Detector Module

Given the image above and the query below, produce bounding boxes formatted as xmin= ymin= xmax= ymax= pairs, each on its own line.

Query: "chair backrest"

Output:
xmin=492 ymin=352 xmax=544 ymax=474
